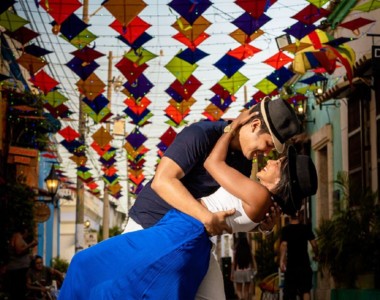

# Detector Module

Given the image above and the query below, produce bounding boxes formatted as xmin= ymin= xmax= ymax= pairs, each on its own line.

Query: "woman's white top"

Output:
xmin=202 ymin=187 xmax=259 ymax=233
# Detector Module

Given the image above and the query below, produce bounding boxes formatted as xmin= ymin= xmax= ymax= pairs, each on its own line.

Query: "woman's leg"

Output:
xmin=242 ymin=282 xmax=250 ymax=300
xmin=60 ymin=210 xmax=211 ymax=300
xmin=195 ymin=250 xmax=226 ymax=300
xmin=235 ymin=282 xmax=243 ymax=299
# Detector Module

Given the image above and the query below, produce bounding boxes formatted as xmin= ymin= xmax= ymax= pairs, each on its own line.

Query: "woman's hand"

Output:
xmin=230 ymin=106 xmax=259 ymax=129
xmin=258 ymin=203 xmax=281 ymax=234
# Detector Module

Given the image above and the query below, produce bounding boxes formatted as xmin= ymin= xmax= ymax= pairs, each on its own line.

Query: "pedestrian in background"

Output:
xmin=231 ymin=233 xmax=257 ymax=300
xmin=26 ymin=255 xmax=63 ymax=300
xmin=279 ymin=212 xmax=319 ymax=300
xmin=5 ymin=224 xmax=38 ymax=300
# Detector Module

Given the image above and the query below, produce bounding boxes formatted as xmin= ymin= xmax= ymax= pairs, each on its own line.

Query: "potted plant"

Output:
xmin=316 ymin=171 xmax=379 ymax=289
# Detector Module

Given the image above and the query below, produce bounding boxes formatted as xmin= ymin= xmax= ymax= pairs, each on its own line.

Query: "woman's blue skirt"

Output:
xmin=59 ymin=210 xmax=211 ymax=299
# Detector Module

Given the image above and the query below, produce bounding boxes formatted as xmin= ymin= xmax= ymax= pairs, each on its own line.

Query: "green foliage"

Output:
xmin=51 ymin=256 xmax=69 ymax=273
xmin=253 ymin=232 xmax=279 ymax=281
xmin=0 ymin=182 xmax=36 ymax=236
xmin=316 ymin=171 xmax=380 ymax=288
xmin=0 ymin=182 xmax=36 ymax=265
xmin=4 ymin=89 xmax=61 ymax=151
xmin=97 ymin=225 xmax=123 ymax=242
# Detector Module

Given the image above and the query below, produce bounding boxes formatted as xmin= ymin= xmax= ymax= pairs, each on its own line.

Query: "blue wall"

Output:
xmin=38 ymin=154 xmax=59 ymax=266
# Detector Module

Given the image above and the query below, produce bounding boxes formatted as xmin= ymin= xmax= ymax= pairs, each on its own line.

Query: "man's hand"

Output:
xmin=203 ymin=209 xmax=235 ymax=236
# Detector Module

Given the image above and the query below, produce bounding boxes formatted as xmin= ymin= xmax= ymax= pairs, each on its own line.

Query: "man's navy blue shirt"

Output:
xmin=129 ymin=120 xmax=252 ymax=229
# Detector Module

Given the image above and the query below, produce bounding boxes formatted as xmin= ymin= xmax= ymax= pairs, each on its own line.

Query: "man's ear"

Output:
xmin=250 ymin=118 xmax=262 ymax=132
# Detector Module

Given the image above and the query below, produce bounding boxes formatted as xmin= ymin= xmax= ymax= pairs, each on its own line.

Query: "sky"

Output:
xmin=12 ymin=0 xmax=314 ymax=207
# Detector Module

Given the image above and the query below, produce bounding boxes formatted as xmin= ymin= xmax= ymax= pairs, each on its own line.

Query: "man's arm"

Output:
xmin=279 ymin=241 xmax=287 ymax=272
xmin=151 ymin=157 xmax=235 ymax=236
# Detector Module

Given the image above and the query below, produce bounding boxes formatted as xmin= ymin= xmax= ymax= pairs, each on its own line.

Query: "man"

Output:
xmin=279 ymin=213 xmax=319 ymax=300
xmin=124 ymin=97 xmax=301 ymax=299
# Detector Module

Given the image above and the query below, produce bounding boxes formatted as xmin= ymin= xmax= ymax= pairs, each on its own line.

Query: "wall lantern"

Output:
xmin=44 ymin=165 xmax=60 ymax=206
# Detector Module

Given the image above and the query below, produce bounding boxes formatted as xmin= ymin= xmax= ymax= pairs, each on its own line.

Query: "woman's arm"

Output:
xmin=204 ymin=112 xmax=271 ymax=223
xmin=26 ymin=272 xmax=48 ymax=294
xmin=12 ymin=233 xmax=37 ymax=256
xmin=279 ymin=241 xmax=287 ymax=272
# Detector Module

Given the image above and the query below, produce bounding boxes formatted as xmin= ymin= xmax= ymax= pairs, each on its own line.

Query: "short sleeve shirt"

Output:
xmin=27 ymin=267 xmax=53 ymax=286
xmin=129 ymin=120 xmax=252 ymax=228
xmin=280 ymin=223 xmax=316 ymax=269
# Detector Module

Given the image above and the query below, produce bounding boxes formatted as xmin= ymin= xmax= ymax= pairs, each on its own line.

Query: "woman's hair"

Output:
xmin=31 ymin=255 xmax=43 ymax=268
xmin=271 ymin=157 xmax=291 ymax=212
xmin=234 ymin=236 xmax=253 ymax=270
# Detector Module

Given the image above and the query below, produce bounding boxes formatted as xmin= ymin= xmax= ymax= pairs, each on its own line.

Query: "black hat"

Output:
xmin=260 ymin=97 xmax=300 ymax=153
xmin=283 ymin=146 xmax=318 ymax=215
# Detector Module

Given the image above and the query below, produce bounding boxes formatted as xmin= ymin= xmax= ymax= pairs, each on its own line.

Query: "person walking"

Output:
xmin=279 ymin=212 xmax=319 ymax=300
xmin=123 ymin=98 xmax=301 ymax=299
xmin=231 ymin=234 xmax=257 ymax=300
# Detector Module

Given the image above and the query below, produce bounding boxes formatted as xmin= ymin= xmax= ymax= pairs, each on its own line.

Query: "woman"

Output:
xmin=59 ymin=112 xmax=317 ymax=300
xmin=231 ymin=235 xmax=257 ymax=300
xmin=26 ymin=255 xmax=63 ymax=300
xmin=5 ymin=225 xmax=38 ymax=300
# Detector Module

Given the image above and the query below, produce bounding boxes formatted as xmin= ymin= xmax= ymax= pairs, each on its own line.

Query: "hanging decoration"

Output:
xmin=109 ymin=16 xmax=151 ymax=44
xmin=0 ymin=10 xmax=29 ymax=32
xmin=166 ymin=0 xmax=211 ymax=129
xmin=38 ymin=0 xmax=82 ymax=24
xmin=202 ymin=0 xmax=279 ymax=119
xmin=5 ymin=26 xmax=40 ymax=45
xmin=263 ymin=51 xmax=294 ymax=70
xmin=156 ymin=127 xmax=177 ymax=160
xmin=29 ymin=70 xmax=59 ymax=95
xmin=22 ymin=44 xmax=53 ymax=57
xmin=339 ymin=17 xmax=375 ymax=33
xmin=16 ymin=53 xmax=48 ymax=75
xmin=58 ymin=126 xmax=80 ymax=142
xmin=291 ymin=4 xmax=330 ymax=25
xmin=76 ymin=73 xmax=106 ymax=101
xmin=351 ymin=0 xmax=380 ymax=12
xmin=291 ymin=29 xmax=356 ymax=82
xmin=123 ymin=128 xmax=149 ymax=196
xmin=6 ymin=0 xmax=368 ymax=201
xmin=106 ymin=0 xmax=152 ymax=196
xmin=38 ymin=0 xmax=121 ymax=197
xmin=102 ymin=0 xmax=147 ymax=27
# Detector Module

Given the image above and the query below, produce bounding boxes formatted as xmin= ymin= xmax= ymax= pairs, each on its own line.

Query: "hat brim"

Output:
xmin=260 ymin=97 xmax=285 ymax=153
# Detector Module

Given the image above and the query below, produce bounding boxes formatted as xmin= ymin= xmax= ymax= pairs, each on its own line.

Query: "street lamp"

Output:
xmin=44 ymin=165 xmax=59 ymax=207
xmin=84 ymin=220 xmax=91 ymax=230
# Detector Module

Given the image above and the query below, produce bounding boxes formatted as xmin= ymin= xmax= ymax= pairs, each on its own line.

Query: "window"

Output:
xmin=347 ymin=86 xmax=371 ymax=202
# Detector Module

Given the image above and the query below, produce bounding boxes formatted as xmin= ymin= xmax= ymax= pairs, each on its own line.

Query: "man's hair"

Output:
xmin=246 ymin=105 xmax=269 ymax=135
